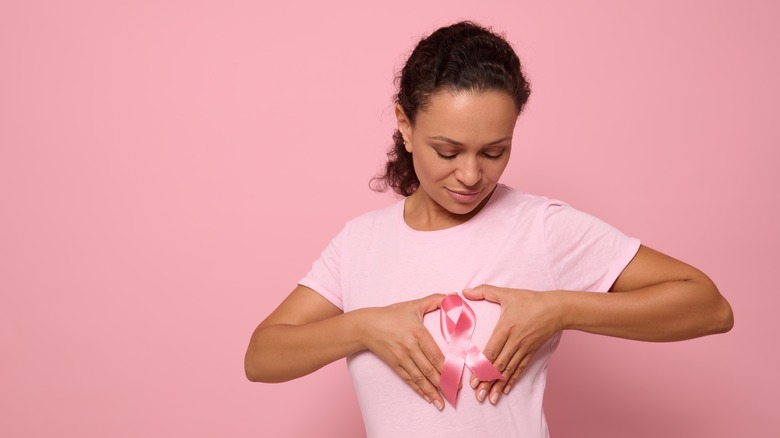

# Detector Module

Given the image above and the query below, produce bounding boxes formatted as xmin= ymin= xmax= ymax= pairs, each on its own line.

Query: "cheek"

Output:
xmin=413 ymin=154 xmax=449 ymax=181
xmin=486 ymin=160 xmax=510 ymax=180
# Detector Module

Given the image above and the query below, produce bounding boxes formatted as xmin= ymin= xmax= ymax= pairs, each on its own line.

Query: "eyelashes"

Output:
xmin=436 ymin=152 xmax=458 ymax=160
xmin=436 ymin=151 xmax=504 ymax=160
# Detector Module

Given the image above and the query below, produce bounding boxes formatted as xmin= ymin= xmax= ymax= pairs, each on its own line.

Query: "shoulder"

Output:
xmin=489 ymin=185 xmax=625 ymax=238
xmin=339 ymin=197 xmax=403 ymax=236
xmin=490 ymin=184 xmax=565 ymax=221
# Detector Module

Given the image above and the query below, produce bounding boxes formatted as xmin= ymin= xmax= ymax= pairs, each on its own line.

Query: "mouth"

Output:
xmin=446 ymin=187 xmax=482 ymax=203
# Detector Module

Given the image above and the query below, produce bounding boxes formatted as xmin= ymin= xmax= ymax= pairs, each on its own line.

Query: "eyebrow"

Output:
xmin=428 ymin=136 xmax=512 ymax=146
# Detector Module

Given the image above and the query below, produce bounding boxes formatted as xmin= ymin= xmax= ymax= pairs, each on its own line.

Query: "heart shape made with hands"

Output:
xmin=439 ymin=294 xmax=504 ymax=406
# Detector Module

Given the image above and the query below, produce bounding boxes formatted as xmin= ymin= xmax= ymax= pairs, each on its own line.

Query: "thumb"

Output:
xmin=418 ymin=293 xmax=446 ymax=313
xmin=462 ymin=284 xmax=502 ymax=304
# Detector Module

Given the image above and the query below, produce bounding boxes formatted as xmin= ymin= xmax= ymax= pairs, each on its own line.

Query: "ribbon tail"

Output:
xmin=465 ymin=343 xmax=505 ymax=381
xmin=439 ymin=357 xmax=462 ymax=406
xmin=439 ymin=330 xmax=472 ymax=406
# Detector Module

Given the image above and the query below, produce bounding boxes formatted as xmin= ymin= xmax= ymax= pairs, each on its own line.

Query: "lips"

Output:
xmin=446 ymin=187 xmax=482 ymax=203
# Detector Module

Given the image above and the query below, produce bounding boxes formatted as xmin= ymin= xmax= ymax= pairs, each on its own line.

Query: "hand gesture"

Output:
xmin=462 ymin=285 xmax=563 ymax=404
xmin=359 ymin=293 xmax=447 ymax=410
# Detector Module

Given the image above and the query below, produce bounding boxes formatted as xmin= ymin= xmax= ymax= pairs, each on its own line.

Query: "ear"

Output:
xmin=394 ymin=104 xmax=413 ymax=153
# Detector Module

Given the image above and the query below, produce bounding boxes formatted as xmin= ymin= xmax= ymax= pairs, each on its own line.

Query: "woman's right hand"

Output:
xmin=246 ymin=287 xmax=447 ymax=409
xmin=358 ymin=293 xmax=447 ymax=410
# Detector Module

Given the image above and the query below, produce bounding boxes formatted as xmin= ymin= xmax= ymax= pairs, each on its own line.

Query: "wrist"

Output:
xmin=348 ymin=307 xmax=375 ymax=351
xmin=547 ymin=290 xmax=570 ymax=332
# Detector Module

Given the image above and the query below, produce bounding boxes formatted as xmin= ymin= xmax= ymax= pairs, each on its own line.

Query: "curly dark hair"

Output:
xmin=370 ymin=21 xmax=532 ymax=197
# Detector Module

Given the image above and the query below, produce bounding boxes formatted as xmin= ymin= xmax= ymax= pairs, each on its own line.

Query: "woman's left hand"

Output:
xmin=462 ymin=285 xmax=564 ymax=405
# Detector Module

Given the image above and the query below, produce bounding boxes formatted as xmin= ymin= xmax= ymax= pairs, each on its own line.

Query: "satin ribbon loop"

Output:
xmin=439 ymin=294 xmax=504 ymax=406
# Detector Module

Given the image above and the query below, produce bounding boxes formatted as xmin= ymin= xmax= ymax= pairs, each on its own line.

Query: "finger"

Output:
xmin=482 ymin=350 xmax=517 ymax=404
xmin=489 ymin=346 xmax=526 ymax=403
xmin=410 ymin=344 xmax=442 ymax=388
xmin=480 ymin=327 xmax=532 ymax=403
xmin=472 ymin=328 xmax=509 ymax=403
xmin=504 ymin=351 xmax=535 ymax=395
xmin=418 ymin=331 xmax=445 ymax=375
xmin=462 ymin=284 xmax=504 ymax=304
xmin=393 ymin=365 xmax=427 ymax=401
xmin=475 ymin=379 xmax=492 ymax=402
xmin=402 ymin=358 xmax=445 ymax=410
xmin=481 ymin=325 xmax=510 ymax=375
xmin=417 ymin=293 xmax=446 ymax=314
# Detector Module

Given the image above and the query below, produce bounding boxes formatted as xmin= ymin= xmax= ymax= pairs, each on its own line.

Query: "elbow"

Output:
xmin=244 ymin=341 xmax=273 ymax=383
xmin=244 ymin=327 xmax=278 ymax=383
xmin=245 ymin=362 xmax=262 ymax=383
xmin=245 ymin=356 xmax=276 ymax=383
xmin=244 ymin=354 xmax=262 ymax=382
xmin=244 ymin=353 xmax=281 ymax=383
xmin=694 ymin=276 xmax=733 ymax=336
xmin=244 ymin=345 xmax=287 ymax=383
xmin=711 ymin=296 xmax=734 ymax=334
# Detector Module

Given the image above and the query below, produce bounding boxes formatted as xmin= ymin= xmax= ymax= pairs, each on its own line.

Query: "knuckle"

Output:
xmin=389 ymin=352 xmax=404 ymax=365
xmin=496 ymin=325 xmax=512 ymax=336
xmin=412 ymin=375 xmax=426 ymax=385
xmin=429 ymin=353 xmax=443 ymax=365
xmin=400 ymin=335 xmax=415 ymax=347
xmin=516 ymin=337 xmax=529 ymax=349
xmin=421 ymin=366 xmax=435 ymax=378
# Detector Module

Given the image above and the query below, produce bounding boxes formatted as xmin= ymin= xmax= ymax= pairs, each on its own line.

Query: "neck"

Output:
xmin=403 ymin=187 xmax=494 ymax=231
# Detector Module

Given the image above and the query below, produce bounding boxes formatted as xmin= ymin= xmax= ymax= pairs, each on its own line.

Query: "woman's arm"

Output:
xmin=244 ymin=285 xmax=448 ymax=410
xmin=464 ymin=244 xmax=734 ymax=404
xmin=561 ymin=245 xmax=733 ymax=340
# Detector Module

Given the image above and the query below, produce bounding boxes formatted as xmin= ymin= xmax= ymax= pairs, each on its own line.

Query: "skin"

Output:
xmin=244 ymin=89 xmax=734 ymax=410
xmin=399 ymin=89 xmax=517 ymax=231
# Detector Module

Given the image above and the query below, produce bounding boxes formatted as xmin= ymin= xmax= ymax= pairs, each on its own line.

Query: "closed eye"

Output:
xmin=436 ymin=151 xmax=458 ymax=160
xmin=483 ymin=151 xmax=504 ymax=159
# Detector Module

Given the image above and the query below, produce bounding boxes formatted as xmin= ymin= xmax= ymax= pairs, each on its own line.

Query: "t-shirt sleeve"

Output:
xmin=297 ymin=224 xmax=347 ymax=310
xmin=543 ymin=201 xmax=641 ymax=292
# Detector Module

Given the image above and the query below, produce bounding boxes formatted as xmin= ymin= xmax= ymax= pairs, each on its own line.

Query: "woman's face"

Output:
xmin=397 ymin=90 xmax=519 ymax=221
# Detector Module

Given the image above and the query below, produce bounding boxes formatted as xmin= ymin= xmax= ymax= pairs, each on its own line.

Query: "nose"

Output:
xmin=455 ymin=155 xmax=482 ymax=187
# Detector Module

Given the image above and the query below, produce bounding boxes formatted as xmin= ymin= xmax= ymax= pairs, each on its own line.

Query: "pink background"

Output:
xmin=1 ymin=1 xmax=777 ymax=437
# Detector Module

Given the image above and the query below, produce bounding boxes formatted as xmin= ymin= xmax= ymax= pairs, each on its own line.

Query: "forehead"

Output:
xmin=415 ymin=90 xmax=519 ymax=141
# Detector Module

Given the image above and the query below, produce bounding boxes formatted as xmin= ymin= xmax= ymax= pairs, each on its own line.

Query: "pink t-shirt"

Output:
xmin=299 ymin=184 xmax=640 ymax=438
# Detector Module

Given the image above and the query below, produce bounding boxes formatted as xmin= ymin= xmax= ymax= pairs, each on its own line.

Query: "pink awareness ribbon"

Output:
xmin=439 ymin=294 xmax=504 ymax=406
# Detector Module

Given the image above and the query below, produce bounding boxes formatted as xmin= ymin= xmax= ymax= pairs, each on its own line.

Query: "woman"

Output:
xmin=244 ymin=21 xmax=733 ymax=437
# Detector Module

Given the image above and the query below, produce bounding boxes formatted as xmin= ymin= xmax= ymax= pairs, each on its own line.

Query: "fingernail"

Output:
xmin=434 ymin=399 xmax=444 ymax=411
xmin=477 ymin=389 xmax=487 ymax=401
xmin=470 ymin=376 xmax=479 ymax=389
xmin=503 ymin=385 xmax=512 ymax=395
xmin=490 ymin=392 xmax=499 ymax=404
xmin=424 ymin=395 xmax=432 ymax=403
xmin=463 ymin=287 xmax=473 ymax=292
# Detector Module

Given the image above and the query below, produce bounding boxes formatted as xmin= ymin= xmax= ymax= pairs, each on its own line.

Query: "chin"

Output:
xmin=444 ymin=198 xmax=484 ymax=216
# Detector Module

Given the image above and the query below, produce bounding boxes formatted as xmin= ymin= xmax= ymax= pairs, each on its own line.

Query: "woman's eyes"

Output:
xmin=436 ymin=151 xmax=458 ymax=160
xmin=483 ymin=152 xmax=504 ymax=160
xmin=435 ymin=151 xmax=504 ymax=160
